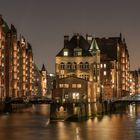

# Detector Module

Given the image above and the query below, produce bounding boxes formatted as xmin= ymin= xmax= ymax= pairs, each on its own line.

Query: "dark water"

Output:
xmin=0 ymin=104 xmax=140 ymax=140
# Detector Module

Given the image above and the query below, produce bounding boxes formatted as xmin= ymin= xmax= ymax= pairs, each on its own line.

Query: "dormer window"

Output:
xmin=63 ymin=49 xmax=68 ymax=56
xmin=74 ymin=48 xmax=82 ymax=56
xmin=64 ymin=51 xmax=68 ymax=56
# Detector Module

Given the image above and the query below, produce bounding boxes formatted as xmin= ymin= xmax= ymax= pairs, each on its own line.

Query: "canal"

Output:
xmin=0 ymin=104 xmax=140 ymax=140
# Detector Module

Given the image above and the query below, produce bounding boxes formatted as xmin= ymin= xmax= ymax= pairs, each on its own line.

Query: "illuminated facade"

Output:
xmin=55 ymin=34 xmax=100 ymax=103
xmin=55 ymin=33 xmax=130 ymax=103
xmin=0 ymin=15 xmax=34 ymax=99
xmin=95 ymin=34 xmax=130 ymax=99
xmin=32 ymin=63 xmax=42 ymax=96
xmin=40 ymin=64 xmax=47 ymax=96
xmin=130 ymin=70 xmax=140 ymax=94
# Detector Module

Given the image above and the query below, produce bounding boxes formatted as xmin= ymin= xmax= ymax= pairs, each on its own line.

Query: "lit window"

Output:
xmin=77 ymin=84 xmax=81 ymax=88
xmin=72 ymin=92 xmax=79 ymax=99
xmin=64 ymin=84 xmax=69 ymax=88
xmin=60 ymin=70 xmax=64 ymax=74
xmin=104 ymin=71 xmax=107 ymax=76
xmin=59 ymin=84 xmax=63 ymax=88
xmin=73 ymin=93 xmax=76 ymax=99
xmin=77 ymin=51 xmax=82 ymax=56
xmin=72 ymin=84 xmax=77 ymax=88
xmin=64 ymin=51 xmax=68 ymax=56
xmin=85 ymin=75 xmax=89 ymax=80
xmin=97 ymin=64 xmax=100 ymax=68
xmin=101 ymin=64 xmax=103 ymax=68
xmin=104 ymin=64 xmax=106 ymax=68
xmin=59 ymin=75 xmax=64 ymax=78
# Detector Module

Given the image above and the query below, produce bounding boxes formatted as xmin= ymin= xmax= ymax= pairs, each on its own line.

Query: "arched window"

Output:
xmin=60 ymin=62 xmax=65 ymax=70
xmin=85 ymin=62 xmax=89 ymax=69
xmin=73 ymin=62 xmax=77 ymax=69
xmin=67 ymin=62 xmax=72 ymax=70
xmin=79 ymin=62 xmax=83 ymax=70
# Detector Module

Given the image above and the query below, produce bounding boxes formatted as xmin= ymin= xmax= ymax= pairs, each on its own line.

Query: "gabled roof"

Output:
xmin=0 ymin=15 xmax=9 ymax=33
xmin=56 ymin=34 xmax=92 ymax=57
xmin=56 ymin=34 xmax=125 ymax=61
xmin=96 ymin=37 xmax=121 ymax=60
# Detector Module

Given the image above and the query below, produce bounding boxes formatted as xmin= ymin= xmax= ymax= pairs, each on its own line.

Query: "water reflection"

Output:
xmin=0 ymin=104 xmax=140 ymax=140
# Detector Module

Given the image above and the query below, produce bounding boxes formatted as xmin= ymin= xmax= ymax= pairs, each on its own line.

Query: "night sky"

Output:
xmin=0 ymin=0 xmax=140 ymax=72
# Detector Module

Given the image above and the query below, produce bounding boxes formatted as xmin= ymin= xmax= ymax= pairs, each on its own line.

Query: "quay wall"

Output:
xmin=0 ymin=102 xmax=32 ymax=113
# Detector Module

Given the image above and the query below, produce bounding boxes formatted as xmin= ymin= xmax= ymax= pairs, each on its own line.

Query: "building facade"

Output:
xmin=130 ymin=69 xmax=140 ymax=94
xmin=40 ymin=64 xmax=47 ymax=97
xmin=54 ymin=33 xmax=130 ymax=104
xmin=0 ymin=15 xmax=34 ymax=100
xmin=55 ymin=34 xmax=100 ymax=104
xmin=94 ymin=34 xmax=130 ymax=99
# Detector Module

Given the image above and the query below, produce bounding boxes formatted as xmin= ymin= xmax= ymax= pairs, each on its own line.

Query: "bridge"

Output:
xmin=114 ymin=93 xmax=140 ymax=103
xmin=3 ymin=93 xmax=140 ymax=105
xmin=3 ymin=97 xmax=53 ymax=104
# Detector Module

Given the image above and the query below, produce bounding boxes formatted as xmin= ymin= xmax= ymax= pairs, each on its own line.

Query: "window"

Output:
xmin=77 ymin=84 xmax=81 ymax=88
xmin=85 ymin=62 xmax=89 ymax=69
xmin=64 ymin=51 xmax=68 ymax=56
xmin=100 ymin=64 xmax=103 ymax=68
xmin=73 ymin=62 xmax=77 ymax=69
xmin=59 ymin=84 xmax=63 ymax=88
xmin=85 ymin=75 xmax=89 ymax=80
xmin=77 ymin=51 xmax=82 ymax=56
xmin=104 ymin=64 xmax=106 ymax=68
xmin=67 ymin=62 xmax=72 ymax=70
xmin=93 ymin=69 xmax=96 ymax=75
xmin=79 ymin=62 xmax=83 ymax=69
xmin=74 ymin=48 xmax=82 ymax=56
xmin=72 ymin=84 xmax=77 ymax=88
xmin=64 ymin=84 xmax=69 ymax=88
xmin=59 ymin=75 xmax=64 ymax=78
xmin=104 ymin=71 xmax=107 ymax=76
xmin=72 ymin=92 xmax=79 ymax=99
xmin=93 ymin=63 xmax=96 ymax=68
xmin=60 ymin=62 xmax=65 ymax=70
xmin=65 ymin=94 xmax=69 ymax=99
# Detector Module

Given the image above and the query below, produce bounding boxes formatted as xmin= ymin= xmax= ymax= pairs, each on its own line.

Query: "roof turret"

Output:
xmin=89 ymin=38 xmax=99 ymax=52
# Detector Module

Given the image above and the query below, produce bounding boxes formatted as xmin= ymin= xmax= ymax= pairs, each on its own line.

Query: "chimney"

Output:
xmin=64 ymin=35 xmax=69 ymax=48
